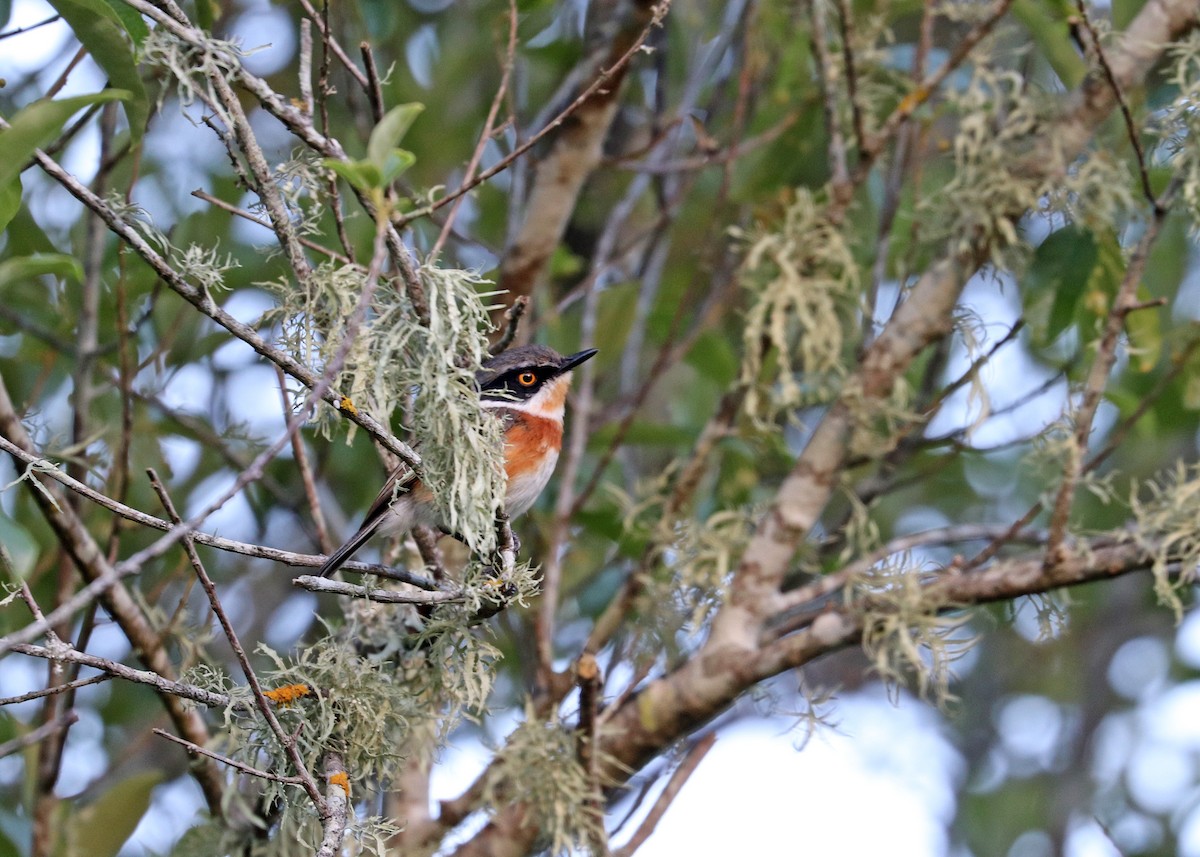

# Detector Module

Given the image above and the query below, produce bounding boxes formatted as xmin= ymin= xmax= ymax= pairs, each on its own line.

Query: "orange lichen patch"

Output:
xmin=338 ymin=396 xmax=358 ymax=416
xmin=329 ymin=771 xmax=350 ymax=797
xmin=264 ymin=683 xmax=312 ymax=706
xmin=897 ymin=85 xmax=929 ymax=115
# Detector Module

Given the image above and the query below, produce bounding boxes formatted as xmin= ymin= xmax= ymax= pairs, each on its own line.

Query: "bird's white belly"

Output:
xmin=505 ymin=449 xmax=560 ymax=518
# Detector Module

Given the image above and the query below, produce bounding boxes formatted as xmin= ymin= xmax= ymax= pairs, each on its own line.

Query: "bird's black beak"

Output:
xmin=561 ymin=348 xmax=598 ymax=373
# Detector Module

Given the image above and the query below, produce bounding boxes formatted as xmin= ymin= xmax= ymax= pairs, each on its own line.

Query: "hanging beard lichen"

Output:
xmin=262 ymin=263 xmax=506 ymax=555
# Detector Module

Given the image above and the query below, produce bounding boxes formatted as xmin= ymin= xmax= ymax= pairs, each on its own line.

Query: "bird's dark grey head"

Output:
xmin=478 ymin=345 xmax=598 ymax=402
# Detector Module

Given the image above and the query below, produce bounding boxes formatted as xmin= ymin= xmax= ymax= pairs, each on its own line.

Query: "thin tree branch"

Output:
xmin=153 ymin=729 xmax=306 ymax=785
xmin=1072 ymin=0 xmax=1157 ymax=210
xmin=612 ymin=733 xmax=716 ymax=857
xmin=0 ymin=712 xmax=79 ymax=760
xmin=148 ymin=469 xmax=328 ymax=815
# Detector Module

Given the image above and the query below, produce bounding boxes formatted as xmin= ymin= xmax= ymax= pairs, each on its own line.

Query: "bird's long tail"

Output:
xmin=317 ymin=521 xmax=380 ymax=577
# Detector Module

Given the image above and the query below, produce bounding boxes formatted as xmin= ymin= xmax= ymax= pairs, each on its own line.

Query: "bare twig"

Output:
xmin=430 ymin=0 xmax=519 ymax=259
xmin=1072 ymin=0 xmax=1157 ymax=209
xmin=1043 ymin=179 xmax=1177 ymax=565
xmin=148 ymin=469 xmax=328 ymax=815
xmin=276 ymin=366 xmax=333 ymax=555
xmin=489 ymin=295 xmax=529 ymax=355
xmin=612 ymin=734 xmax=716 ymax=857
xmin=395 ymin=1 xmax=671 ymax=230
xmin=293 ymin=576 xmax=464 ymax=604
xmin=359 ymin=42 xmax=386 ymax=125
xmin=0 ymin=14 xmax=60 ymax=40
xmin=8 ymin=641 xmax=239 ymax=710
xmin=0 ymin=434 xmax=440 ymax=587
xmin=0 ymin=712 xmax=79 ymax=760
xmin=153 ymin=729 xmax=306 ymax=784
xmin=294 ymin=0 xmax=370 ymax=89
xmin=0 ymin=674 xmax=111 ymax=707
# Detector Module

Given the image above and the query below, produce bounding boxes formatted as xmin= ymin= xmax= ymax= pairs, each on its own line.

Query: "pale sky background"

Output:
xmin=3 ymin=1 xmax=1200 ymax=855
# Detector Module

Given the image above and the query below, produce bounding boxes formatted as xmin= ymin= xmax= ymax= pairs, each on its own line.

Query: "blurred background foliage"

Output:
xmin=1 ymin=0 xmax=1200 ymax=854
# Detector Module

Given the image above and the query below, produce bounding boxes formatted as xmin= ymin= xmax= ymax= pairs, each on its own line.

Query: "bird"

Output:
xmin=317 ymin=344 xmax=598 ymax=577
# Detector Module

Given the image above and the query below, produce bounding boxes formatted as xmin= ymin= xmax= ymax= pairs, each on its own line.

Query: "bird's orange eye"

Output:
xmin=517 ymin=372 xmax=537 ymax=387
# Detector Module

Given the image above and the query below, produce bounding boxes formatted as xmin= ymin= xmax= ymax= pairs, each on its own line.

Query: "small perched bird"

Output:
xmin=317 ymin=344 xmax=598 ymax=577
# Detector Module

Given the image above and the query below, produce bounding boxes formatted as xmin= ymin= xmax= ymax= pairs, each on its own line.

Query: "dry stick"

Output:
xmin=210 ymin=73 xmax=313 ymax=284
xmin=1073 ymin=0 xmax=1157 ymax=210
xmin=488 ymin=296 xmax=529 ymax=356
xmin=584 ymin=388 xmax=745 ymax=656
xmin=193 ymin=190 xmax=351 ymax=261
xmin=0 ymin=14 xmax=59 ymax=40
xmin=430 ymin=0 xmax=519 ymax=259
xmin=0 ymin=674 xmax=111 ymax=707
xmin=148 ymin=470 xmax=328 ymax=814
xmin=1 ymin=220 xmax=393 ymax=650
xmin=152 ymin=729 xmax=306 ymax=784
xmin=0 ymin=712 xmax=79 ymax=761
xmin=130 ymin=381 xmax=308 ymax=518
xmin=315 ymin=6 xmax=354 ymax=264
xmin=575 ymin=654 xmax=607 ymax=855
xmin=0 ymin=381 xmax=227 ymax=814
xmin=359 ymin=42 xmax=386 ymax=124
xmin=0 ymin=435 xmax=438 ymax=588
xmin=31 ymin=101 xmax=118 ymax=856
xmin=9 ymin=641 xmax=240 ymax=709
xmin=1043 ymin=180 xmax=1177 ymax=566
xmin=294 ymin=0 xmax=370 ymax=89
xmin=293 ymin=576 xmax=464 ymax=603
xmin=394 ymin=1 xmax=671 ymax=229
xmin=613 ymin=110 xmax=799 ymax=174
xmin=20 ymin=133 xmax=421 ymax=469
xmin=276 ymin=366 xmax=333 ymax=555
xmin=611 ymin=733 xmax=716 ymax=857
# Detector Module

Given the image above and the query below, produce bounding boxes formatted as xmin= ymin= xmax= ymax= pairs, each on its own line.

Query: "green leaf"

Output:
xmin=1025 ymin=224 xmax=1097 ymax=346
xmin=685 ymin=329 xmax=739 ymax=388
xmin=0 ymin=254 xmax=85 ymax=288
xmin=0 ymin=0 xmax=12 ymax=30
xmin=47 ymin=0 xmax=149 ymax=140
xmin=1011 ymin=0 xmax=1086 ymax=88
xmin=0 ymin=91 xmax=130 ymax=190
xmin=378 ymin=148 xmax=416 ymax=184
xmin=0 ymin=176 xmax=20 ymax=234
xmin=2 ymin=204 xmax=58 ymax=255
xmin=193 ymin=0 xmax=215 ymax=30
xmin=323 ymin=157 xmax=386 ymax=190
xmin=64 ymin=771 xmax=162 ymax=857
xmin=366 ymin=103 xmax=424 ymax=170
xmin=99 ymin=0 xmax=149 ymax=46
